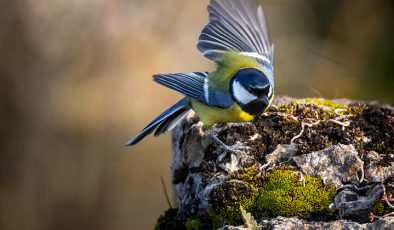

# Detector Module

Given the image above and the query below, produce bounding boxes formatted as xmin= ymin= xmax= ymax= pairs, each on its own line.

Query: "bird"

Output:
xmin=126 ymin=0 xmax=274 ymax=146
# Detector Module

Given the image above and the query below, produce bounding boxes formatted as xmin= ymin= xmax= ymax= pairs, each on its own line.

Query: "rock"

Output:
xmin=220 ymin=226 xmax=249 ymax=230
xmin=158 ymin=97 xmax=394 ymax=230
xmin=172 ymin=112 xmax=209 ymax=183
xmin=259 ymin=216 xmax=394 ymax=230
xmin=177 ymin=173 xmax=203 ymax=219
xmin=334 ymin=185 xmax=383 ymax=222
xmin=292 ymin=144 xmax=364 ymax=187
xmin=265 ymin=144 xmax=298 ymax=164
xmin=364 ymin=151 xmax=394 ymax=183
xmin=216 ymin=151 xmax=242 ymax=173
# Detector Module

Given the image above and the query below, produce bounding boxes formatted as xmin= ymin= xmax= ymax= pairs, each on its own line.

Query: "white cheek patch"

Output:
xmin=268 ymin=85 xmax=273 ymax=98
xmin=232 ymin=80 xmax=258 ymax=105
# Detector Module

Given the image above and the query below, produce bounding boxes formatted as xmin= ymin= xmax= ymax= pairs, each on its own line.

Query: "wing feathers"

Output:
xmin=154 ymin=72 xmax=207 ymax=100
xmin=154 ymin=108 xmax=190 ymax=136
xmin=126 ymin=97 xmax=190 ymax=145
xmin=197 ymin=0 xmax=274 ymax=62
xmin=154 ymin=72 xmax=233 ymax=109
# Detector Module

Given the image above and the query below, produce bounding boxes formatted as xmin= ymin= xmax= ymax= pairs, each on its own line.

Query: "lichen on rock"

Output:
xmin=156 ymin=97 xmax=394 ymax=229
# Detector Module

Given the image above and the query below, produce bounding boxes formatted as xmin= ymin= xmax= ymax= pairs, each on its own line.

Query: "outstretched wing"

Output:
xmin=197 ymin=0 xmax=274 ymax=84
xmin=153 ymin=72 xmax=233 ymax=109
xmin=126 ymin=97 xmax=191 ymax=145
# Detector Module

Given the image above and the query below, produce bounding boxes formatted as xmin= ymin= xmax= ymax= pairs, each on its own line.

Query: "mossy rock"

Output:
xmin=254 ymin=169 xmax=336 ymax=219
xmin=210 ymin=179 xmax=258 ymax=223
xmin=155 ymin=208 xmax=185 ymax=230
xmin=207 ymin=169 xmax=336 ymax=226
xmin=372 ymin=185 xmax=394 ymax=216
xmin=161 ymin=97 xmax=393 ymax=229
xmin=185 ymin=218 xmax=201 ymax=230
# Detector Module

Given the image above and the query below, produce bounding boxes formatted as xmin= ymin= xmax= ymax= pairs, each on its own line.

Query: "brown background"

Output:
xmin=0 ymin=0 xmax=393 ymax=229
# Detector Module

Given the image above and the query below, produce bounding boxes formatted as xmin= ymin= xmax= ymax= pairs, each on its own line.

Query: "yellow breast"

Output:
xmin=191 ymin=100 xmax=254 ymax=126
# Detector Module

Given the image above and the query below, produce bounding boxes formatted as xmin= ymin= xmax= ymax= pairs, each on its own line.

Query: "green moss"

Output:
xmin=156 ymin=170 xmax=337 ymax=228
xmin=293 ymin=98 xmax=347 ymax=110
xmin=277 ymin=103 xmax=294 ymax=114
xmin=210 ymin=169 xmax=336 ymax=224
xmin=276 ymin=98 xmax=348 ymax=122
xmin=210 ymin=180 xmax=258 ymax=224
xmin=235 ymin=166 xmax=258 ymax=182
xmin=209 ymin=210 xmax=224 ymax=230
xmin=231 ymin=166 xmax=265 ymax=189
xmin=348 ymin=104 xmax=365 ymax=115
xmin=210 ymin=166 xmax=264 ymax=224
xmin=185 ymin=219 xmax=201 ymax=230
xmin=155 ymin=208 xmax=185 ymax=230
xmin=373 ymin=200 xmax=386 ymax=216
xmin=372 ymin=186 xmax=394 ymax=216
xmin=208 ymin=166 xmax=263 ymax=225
xmin=254 ymin=169 xmax=336 ymax=219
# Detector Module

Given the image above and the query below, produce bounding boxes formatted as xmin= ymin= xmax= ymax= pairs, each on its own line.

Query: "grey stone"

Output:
xmin=258 ymin=216 xmax=394 ymax=230
xmin=292 ymin=144 xmax=364 ymax=187
xmin=216 ymin=148 xmax=254 ymax=173
xmin=172 ymin=113 xmax=207 ymax=171
xmin=265 ymin=144 xmax=298 ymax=164
xmin=220 ymin=226 xmax=249 ymax=230
xmin=364 ymin=151 xmax=394 ymax=183
xmin=177 ymin=173 xmax=203 ymax=219
xmin=198 ymin=174 xmax=226 ymax=209
xmin=334 ymin=185 xmax=384 ymax=221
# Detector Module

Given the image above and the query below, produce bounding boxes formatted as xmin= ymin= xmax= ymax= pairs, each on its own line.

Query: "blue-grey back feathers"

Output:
xmin=154 ymin=72 xmax=233 ymax=109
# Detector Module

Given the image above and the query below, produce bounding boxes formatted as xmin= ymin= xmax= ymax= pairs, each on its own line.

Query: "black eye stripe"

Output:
xmin=248 ymin=86 xmax=270 ymax=96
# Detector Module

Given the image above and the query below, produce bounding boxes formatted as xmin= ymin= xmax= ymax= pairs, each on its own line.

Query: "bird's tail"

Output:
xmin=126 ymin=97 xmax=191 ymax=146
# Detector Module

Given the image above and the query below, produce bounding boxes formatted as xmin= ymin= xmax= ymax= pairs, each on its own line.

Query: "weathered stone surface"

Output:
xmin=265 ymin=144 xmax=298 ymax=164
xmin=259 ymin=216 xmax=394 ymax=230
xmin=171 ymin=112 xmax=207 ymax=184
xmin=364 ymin=151 xmax=394 ymax=183
xmin=160 ymin=98 xmax=394 ymax=230
xmin=334 ymin=185 xmax=383 ymax=222
xmin=216 ymin=147 xmax=254 ymax=173
xmin=292 ymin=144 xmax=364 ymax=187
xmin=220 ymin=226 xmax=248 ymax=230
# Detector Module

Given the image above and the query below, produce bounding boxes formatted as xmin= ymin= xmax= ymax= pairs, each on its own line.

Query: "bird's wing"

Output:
xmin=153 ymin=72 xmax=233 ymax=109
xmin=197 ymin=0 xmax=274 ymax=84
xmin=126 ymin=97 xmax=191 ymax=145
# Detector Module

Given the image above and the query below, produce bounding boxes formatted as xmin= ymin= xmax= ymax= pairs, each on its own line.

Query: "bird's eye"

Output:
xmin=248 ymin=87 xmax=261 ymax=95
xmin=263 ymin=86 xmax=270 ymax=96
xmin=248 ymin=86 xmax=270 ymax=97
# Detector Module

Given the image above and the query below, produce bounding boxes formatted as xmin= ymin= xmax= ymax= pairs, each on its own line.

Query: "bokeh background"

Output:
xmin=0 ymin=0 xmax=393 ymax=229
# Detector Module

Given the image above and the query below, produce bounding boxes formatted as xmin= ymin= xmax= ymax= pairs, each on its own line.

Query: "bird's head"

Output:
xmin=229 ymin=68 xmax=273 ymax=116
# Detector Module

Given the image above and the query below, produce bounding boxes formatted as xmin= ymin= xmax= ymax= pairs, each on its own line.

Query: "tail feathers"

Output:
xmin=154 ymin=107 xmax=190 ymax=136
xmin=126 ymin=97 xmax=191 ymax=146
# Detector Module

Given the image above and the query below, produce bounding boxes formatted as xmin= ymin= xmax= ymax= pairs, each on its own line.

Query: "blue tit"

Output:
xmin=127 ymin=0 xmax=274 ymax=145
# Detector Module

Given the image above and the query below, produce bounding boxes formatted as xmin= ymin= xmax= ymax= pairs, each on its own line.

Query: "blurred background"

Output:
xmin=0 ymin=0 xmax=392 ymax=229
